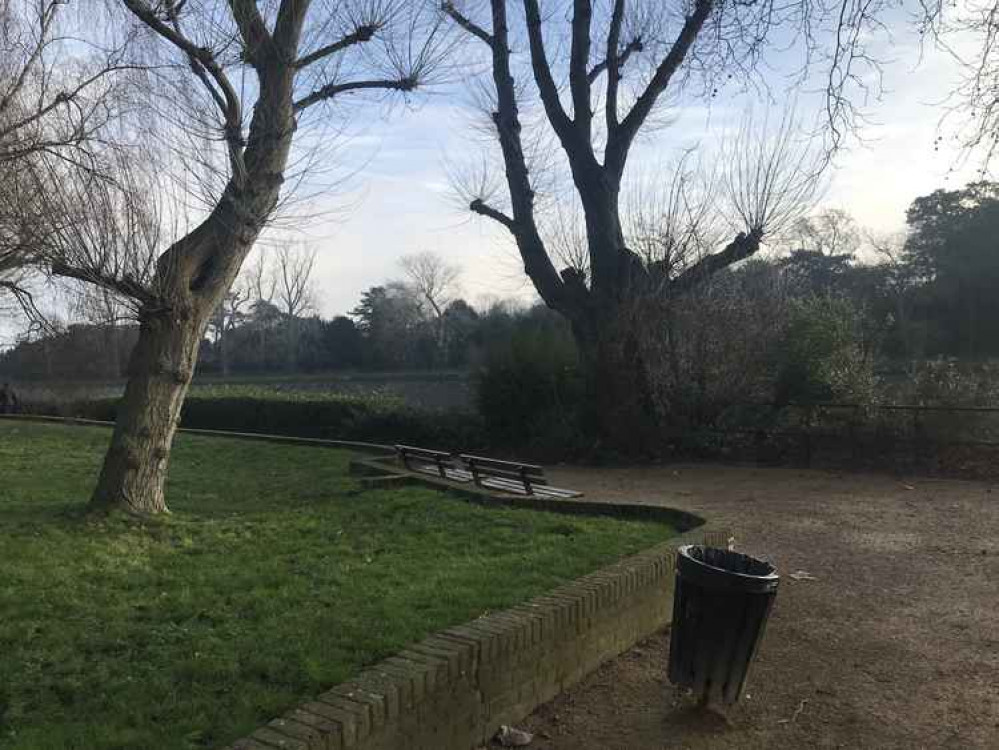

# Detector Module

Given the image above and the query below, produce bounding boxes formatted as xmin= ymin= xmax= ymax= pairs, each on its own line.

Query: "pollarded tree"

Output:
xmin=441 ymin=0 xmax=889 ymax=438
xmin=443 ymin=0 xmax=881 ymax=344
xmin=36 ymin=1 xmax=447 ymax=515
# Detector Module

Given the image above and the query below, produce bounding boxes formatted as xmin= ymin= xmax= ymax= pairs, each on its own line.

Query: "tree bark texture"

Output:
xmin=90 ymin=307 xmax=205 ymax=515
xmin=88 ymin=0 xmax=310 ymax=514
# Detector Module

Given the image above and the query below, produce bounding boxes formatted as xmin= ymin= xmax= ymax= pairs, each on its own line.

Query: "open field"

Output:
xmin=11 ymin=371 xmax=476 ymax=414
xmin=0 ymin=422 xmax=675 ymax=750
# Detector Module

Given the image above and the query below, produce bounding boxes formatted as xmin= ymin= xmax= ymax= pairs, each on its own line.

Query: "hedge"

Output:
xmin=23 ymin=394 xmax=488 ymax=453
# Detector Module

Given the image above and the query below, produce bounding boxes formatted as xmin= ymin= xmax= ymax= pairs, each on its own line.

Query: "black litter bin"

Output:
xmin=667 ymin=545 xmax=779 ymax=705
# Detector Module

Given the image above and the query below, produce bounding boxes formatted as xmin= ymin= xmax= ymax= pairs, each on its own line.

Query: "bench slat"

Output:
xmin=396 ymin=446 xmax=580 ymax=498
xmin=411 ymin=463 xmax=472 ymax=484
xmin=458 ymin=454 xmax=544 ymax=475
xmin=480 ymin=477 xmax=531 ymax=494
xmin=533 ymin=485 xmax=582 ymax=499
xmin=464 ymin=466 xmax=550 ymax=486
xmin=478 ymin=477 xmax=580 ymax=498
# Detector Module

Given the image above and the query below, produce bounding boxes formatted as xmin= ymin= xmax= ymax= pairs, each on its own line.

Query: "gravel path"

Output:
xmin=502 ymin=463 xmax=999 ymax=750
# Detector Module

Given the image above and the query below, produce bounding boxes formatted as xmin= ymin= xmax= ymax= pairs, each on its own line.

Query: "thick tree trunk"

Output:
xmin=555 ymin=284 xmax=656 ymax=456
xmin=89 ymin=307 xmax=205 ymax=515
xmin=585 ymin=310 xmax=662 ymax=456
xmin=79 ymin=0 xmax=320 ymax=515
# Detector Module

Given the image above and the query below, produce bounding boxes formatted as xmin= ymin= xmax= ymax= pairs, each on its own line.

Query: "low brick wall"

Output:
xmin=228 ymin=525 xmax=727 ymax=750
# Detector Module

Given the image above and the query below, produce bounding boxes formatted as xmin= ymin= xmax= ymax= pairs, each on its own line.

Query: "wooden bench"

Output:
xmin=394 ymin=445 xmax=472 ymax=483
xmin=459 ymin=454 xmax=582 ymax=498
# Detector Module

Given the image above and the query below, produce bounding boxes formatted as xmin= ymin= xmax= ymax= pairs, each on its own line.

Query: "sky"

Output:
xmin=0 ymin=4 xmax=990 ymax=346
xmin=280 ymin=20 xmax=987 ymax=321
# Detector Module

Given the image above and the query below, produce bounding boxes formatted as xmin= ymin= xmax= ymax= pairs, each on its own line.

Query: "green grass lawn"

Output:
xmin=0 ymin=422 xmax=676 ymax=750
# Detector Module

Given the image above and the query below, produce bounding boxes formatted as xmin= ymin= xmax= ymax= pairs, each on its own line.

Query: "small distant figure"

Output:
xmin=0 ymin=383 xmax=19 ymax=415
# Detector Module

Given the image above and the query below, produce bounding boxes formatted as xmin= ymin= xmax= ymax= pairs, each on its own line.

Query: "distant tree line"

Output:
xmin=0 ymin=249 xmax=564 ymax=379
xmin=4 ymin=183 xmax=999 ymax=388
xmin=773 ymin=183 xmax=999 ymax=363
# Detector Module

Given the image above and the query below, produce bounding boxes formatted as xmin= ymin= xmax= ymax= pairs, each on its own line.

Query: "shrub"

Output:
xmin=475 ymin=321 xmax=588 ymax=459
xmin=905 ymin=360 xmax=999 ymax=407
xmin=875 ymin=360 xmax=999 ymax=456
xmin=774 ymin=297 xmax=877 ymax=405
xmin=631 ymin=262 xmax=790 ymax=433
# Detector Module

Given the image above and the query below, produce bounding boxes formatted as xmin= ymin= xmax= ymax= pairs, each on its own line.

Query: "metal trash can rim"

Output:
xmin=676 ymin=544 xmax=779 ymax=593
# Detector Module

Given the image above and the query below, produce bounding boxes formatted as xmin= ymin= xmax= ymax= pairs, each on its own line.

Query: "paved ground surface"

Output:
xmin=495 ymin=463 xmax=999 ymax=750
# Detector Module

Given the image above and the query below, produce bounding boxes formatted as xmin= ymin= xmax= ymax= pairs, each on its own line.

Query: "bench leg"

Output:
xmin=521 ymin=469 xmax=534 ymax=496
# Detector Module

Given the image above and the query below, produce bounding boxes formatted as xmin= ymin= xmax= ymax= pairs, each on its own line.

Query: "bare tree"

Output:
xmin=442 ymin=0 xmax=883 ymax=367
xmin=622 ymin=150 xmax=724 ymax=292
xmin=247 ymin=252 xmax=277 ymax=308
xmin=275 ymin=244 xmax=318 ymax=320
xmin=399 ymin=250 xmax=461 ymax=364
xmin=243 ymin=251 xmax=278 ymax=369
xmin=921 ymin=1 xmax=999 ymax=169
xmin=0 ymin=0 xmax=132 ymax=315
xmin=207 ymin=274 xmax=252 ymax=377
xmin=274 ymin=243 xmax=317 ymax=370
xmin=791 ymin=209 xmax=862 ymax=258
xmin=634 ymin=259 xmax=792 ymax=430
xmin=24 ymin=1 xmax=447 ymax=515
xmin=0 ymin=1 xmax=130 ymax=165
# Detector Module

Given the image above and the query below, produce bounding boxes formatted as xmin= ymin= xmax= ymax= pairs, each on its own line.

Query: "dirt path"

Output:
xmin=503 ymin=464 xmax=999 ymax=750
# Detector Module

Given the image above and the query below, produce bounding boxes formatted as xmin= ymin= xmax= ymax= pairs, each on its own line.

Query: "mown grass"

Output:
xmin=0 ymin=421 xmax=675 ymax=750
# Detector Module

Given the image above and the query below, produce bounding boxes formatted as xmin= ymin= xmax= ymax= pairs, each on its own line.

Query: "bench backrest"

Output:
xmin=458 ymin=454 xmax=547 ymax=486
xmin=394 ymin=445 xmax=460 ymax=478
xmin=395 ymin=444 xmax=454 ymax=462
